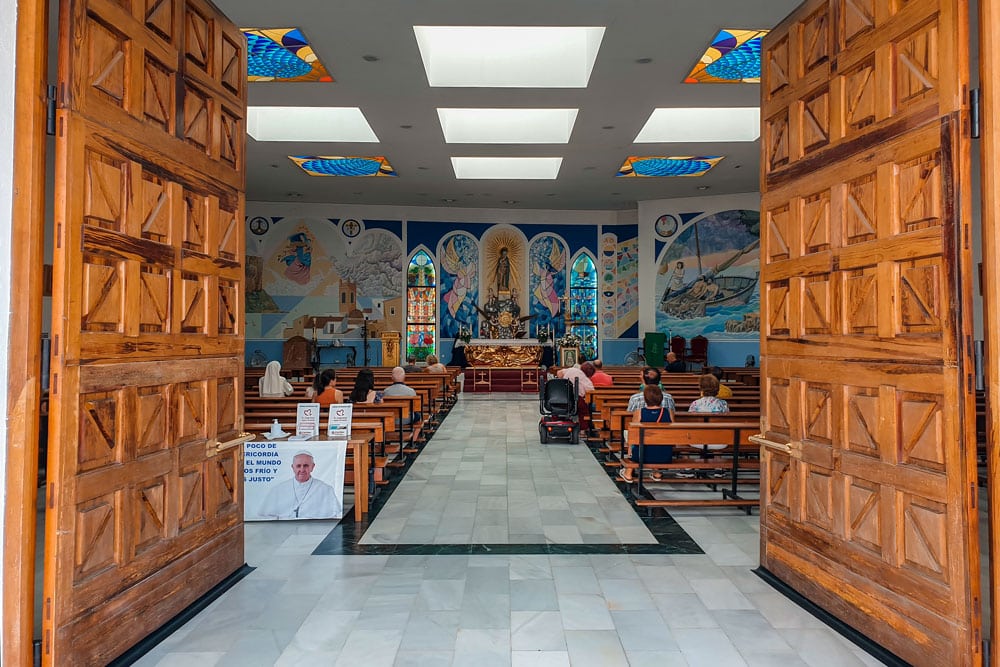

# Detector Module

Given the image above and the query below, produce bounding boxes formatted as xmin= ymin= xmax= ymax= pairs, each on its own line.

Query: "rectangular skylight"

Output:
xmin=414 ymin=26 xmax=605 ymax=88
xmin=247 ymin=106 xmax=379 ymax=142
xmin=437 ymin=108 xmax=579 ymax=143
xmin=451 ymin=157 xmax=563 ymax=179
xmin=635 ymin=107 xmax=761 ymax=143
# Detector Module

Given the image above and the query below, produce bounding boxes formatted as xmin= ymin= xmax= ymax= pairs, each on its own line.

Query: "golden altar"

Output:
xmin=464 ymin=339 xmax=543 ymax=367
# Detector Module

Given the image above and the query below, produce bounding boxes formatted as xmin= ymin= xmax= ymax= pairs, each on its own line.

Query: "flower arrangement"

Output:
xmin=456 ymin=326 xmax=472 ymax=344
xmin=556 ymin=331 xmax=582 ymax=348
xmin=536 ymin=329 xmax=549 ymax=343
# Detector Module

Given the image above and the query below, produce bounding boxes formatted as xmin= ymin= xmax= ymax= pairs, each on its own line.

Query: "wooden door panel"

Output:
xmin=759 ymin=0 xmax=976 ymax=663
xmin=47 ymin=0 xmax=245 ymax=663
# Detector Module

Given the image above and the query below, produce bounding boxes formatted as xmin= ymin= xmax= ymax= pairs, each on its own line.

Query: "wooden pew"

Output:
xmin=621 ymin=421 xmax=761 ymax=513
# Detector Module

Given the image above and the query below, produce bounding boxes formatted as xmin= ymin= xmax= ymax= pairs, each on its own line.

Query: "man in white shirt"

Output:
xmin=258 ymin=451 xmax=341 ymax=519
xmin=382 ymin=366 xmax=420 ymax=424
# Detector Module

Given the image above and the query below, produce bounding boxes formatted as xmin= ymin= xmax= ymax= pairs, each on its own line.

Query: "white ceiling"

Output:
xmin=213 ymin=0 xmax=802 ymax=211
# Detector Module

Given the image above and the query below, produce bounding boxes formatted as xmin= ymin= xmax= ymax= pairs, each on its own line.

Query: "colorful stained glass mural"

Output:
xmin=656 ymin=209 xmax=760 ymax=340
xmin=685 ymin=29 xmax=768 ymax=84
xmin=438 ymin=233 xmax=479 ymax=338
xmin=289 ymin=156 xmax=397 ymax=177
xmin=617 ymin=156 xmax=723 ymax=178
xmin=407 ymin=251 xmax=437 ymax=361
xmin=243 ymin=28 xmax=333 ymax=82
xmin=569 ymin=254 xmax=598 ymax=360
xmin=528 ymin=235 xmax=567 ymax=339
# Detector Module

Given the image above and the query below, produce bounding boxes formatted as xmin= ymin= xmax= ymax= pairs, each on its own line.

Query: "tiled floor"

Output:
xmin=134 ymin=393 xmax=886 ymax=666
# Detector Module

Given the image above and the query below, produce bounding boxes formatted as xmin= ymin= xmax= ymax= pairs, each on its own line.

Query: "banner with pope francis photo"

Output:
xmin=244 ymin=441 xmax=347 ymax=521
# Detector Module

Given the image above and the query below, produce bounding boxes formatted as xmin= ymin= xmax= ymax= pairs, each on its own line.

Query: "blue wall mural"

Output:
xmin=528 ymin=235 xmax=568 ymax=338
xmin=438 ymin=232 xmax=479 ymax=338
xmin=655 ymin=209 xmax=760 ymax=341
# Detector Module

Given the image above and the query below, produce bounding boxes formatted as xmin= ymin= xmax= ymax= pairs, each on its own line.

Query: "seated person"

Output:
xmin=664 ymin=351 xmax=687 ymax=373
xmin=558 ymin=362 xmax=596 ymax=429
xmin=688 ymin=374 xmax=730 ymax=469
xmin=348 ymin=368 xmax=380 ymax=403
xmin=702 ymin=365 xmax=732 ymax=399
xmin=619 ymin=385 xmax=673 ymax=482
xmin=402 ymin=356 xmax=422 ymax=374
xmin=258 ymin=360 xmax=294 ymax=398
xmin=307 ymin=368 xmax=343 ymax=407
xmin=626 ymin=366 xmax=676 ymax=419
xmin=424 ymin=354 xmax=447 ymax=374
xmin=382 ymin=366 xmax=420 ymax=424
xmin=590 ymin=359 xmax=614 ymax=386
xmin=689 ymin=374 xmax=729 ymax=413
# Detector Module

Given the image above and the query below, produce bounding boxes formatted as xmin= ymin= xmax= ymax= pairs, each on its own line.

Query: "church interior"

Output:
xmin=2 ymin=0 xmax=999 ymax=665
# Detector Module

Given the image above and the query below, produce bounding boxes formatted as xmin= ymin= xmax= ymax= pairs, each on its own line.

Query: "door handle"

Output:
xmin=208 ymin=432 xmax=255 ymax=457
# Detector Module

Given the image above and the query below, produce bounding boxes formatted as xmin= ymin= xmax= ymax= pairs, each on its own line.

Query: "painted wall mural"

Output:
xmin=528 ymin=234 xmax=568 ymax=339
xmin=245 ymin=216 xmax=403 ymax=348
xmin=655 ymin=209 xmax=760 ymax=340
xmin=438 ymin=233 xmax=479 ymax=338
xmin=600 ymin=229 xmax=639 ymax=339
xmin=244 ymin=214 xmax=641 ymax=364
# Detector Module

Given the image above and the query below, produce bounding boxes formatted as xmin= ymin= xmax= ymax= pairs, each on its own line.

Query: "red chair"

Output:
xmin=669 ymin=336 xmax=687 ymax=362
xmin=687 ymin=335 xmax=709 ymax=367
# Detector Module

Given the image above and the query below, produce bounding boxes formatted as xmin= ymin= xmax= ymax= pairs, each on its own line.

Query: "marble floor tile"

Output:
xmin=130 ymin=395 xmax=889 ymax=667
xmin=510 ymin=610 xmax=566 ymax=651
xmin=563 ymin=630 xmax=629 ymax=667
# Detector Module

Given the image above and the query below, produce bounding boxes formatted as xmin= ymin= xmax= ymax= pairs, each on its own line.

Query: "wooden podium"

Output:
xmin=380 ymin=331 xmax=401 ymax=367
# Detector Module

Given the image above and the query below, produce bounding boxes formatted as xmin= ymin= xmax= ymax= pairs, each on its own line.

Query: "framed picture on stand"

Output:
xmin=559 ymin=347 xmax=579 ymax=367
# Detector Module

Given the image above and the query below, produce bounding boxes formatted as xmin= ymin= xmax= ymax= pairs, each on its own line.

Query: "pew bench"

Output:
xmin=620 ymin=422 xmax=761 ymax=514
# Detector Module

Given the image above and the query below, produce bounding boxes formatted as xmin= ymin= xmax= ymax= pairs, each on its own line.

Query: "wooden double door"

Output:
xmin=42 ymin=0 xmax=248 ymax=663
xmin=758 ymin=0 xmax=982 ymax=664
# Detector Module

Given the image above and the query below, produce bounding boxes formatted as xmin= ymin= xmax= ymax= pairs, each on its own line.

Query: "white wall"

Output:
xmin=0 ymin=0 xmax=22 ymax=640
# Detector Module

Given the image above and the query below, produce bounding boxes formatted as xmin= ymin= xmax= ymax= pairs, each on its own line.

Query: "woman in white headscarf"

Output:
xmin=259 ymin=360 xmax=294 ymax=398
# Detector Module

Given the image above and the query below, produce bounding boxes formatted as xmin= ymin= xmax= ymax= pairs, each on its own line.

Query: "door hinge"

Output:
xmin=45 ymin=84 xmax=56 ymax=136
xmin=971 ymin=87 xmax=981 ymax=139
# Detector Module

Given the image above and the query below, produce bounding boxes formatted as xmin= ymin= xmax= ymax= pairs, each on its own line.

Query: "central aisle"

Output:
xmin=360 ymin=394 xmax=655 ymax=545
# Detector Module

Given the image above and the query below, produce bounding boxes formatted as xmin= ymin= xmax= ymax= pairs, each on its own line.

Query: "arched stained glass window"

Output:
xmin=406 ymin=250 xmax=436 ymax=361
xmin=569 ymin=254 xmax=598 ymax=360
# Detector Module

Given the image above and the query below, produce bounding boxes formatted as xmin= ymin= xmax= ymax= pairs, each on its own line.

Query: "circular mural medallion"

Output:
xmin=249 ymin=216 xmax=269 ymax=235
xmin=342 ymin=218 xmax=362 ymax=238
xmin=655 ymin=214 xmax=679 ymax=238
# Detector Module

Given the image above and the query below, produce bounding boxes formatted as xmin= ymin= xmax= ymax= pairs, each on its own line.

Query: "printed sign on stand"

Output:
xmin=295 ymin=402 xmax=321 ymax=438
xmin=327 ymin=403 xmax=353 ymax=440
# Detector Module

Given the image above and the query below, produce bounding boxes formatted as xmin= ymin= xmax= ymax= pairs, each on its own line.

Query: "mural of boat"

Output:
xmin=660 ymin=236 xmax=760 ymax=320
xmin=660 ymin=273 xmax=759 ymax=319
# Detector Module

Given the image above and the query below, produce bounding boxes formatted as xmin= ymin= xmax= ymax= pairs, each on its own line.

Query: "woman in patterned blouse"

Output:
xmin=688 ymin=374 xmax=729 ymax=413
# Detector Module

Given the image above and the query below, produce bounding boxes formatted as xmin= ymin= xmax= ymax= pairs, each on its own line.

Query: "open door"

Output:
xmin=757 ymin=0 xmax=979 ymax=664
xmin=44 ymin=0 xmax=247 ymax=663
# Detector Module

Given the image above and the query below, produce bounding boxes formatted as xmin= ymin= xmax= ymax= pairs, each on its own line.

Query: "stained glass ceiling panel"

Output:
xmin=243 ymin=28 xmax=333 ymax=82
xmin=616 ymin=156 xmax=723 ymax=177
xmin=685 ymin=29 xmax=768 ymax=84
xmin=289 ymin=156 xmax=397 ymax=177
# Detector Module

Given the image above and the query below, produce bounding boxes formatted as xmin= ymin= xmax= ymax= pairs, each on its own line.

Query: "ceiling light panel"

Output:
xmin=451 ymin=157 xmax=563 ymax=179
xmin=247 ymin=107 xmax=379 ymax=142
xmin=414 ymin=26 xmax=605 ymax=88
xmin=635 ymin=108 xmax=760 ymax=143
xmin=437 ymin=108 xmax=579 ymax=143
